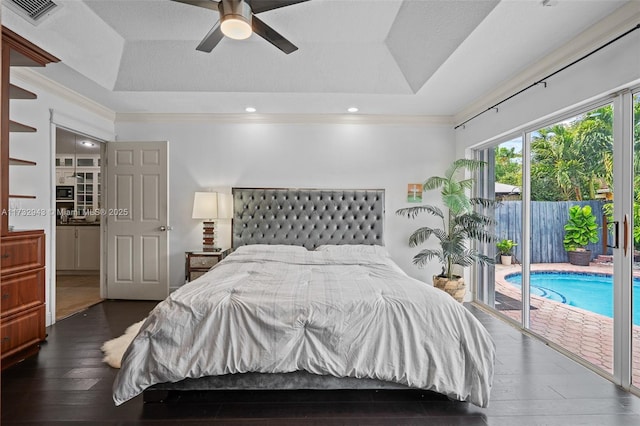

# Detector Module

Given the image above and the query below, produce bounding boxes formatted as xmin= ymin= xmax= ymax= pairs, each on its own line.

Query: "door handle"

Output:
xmin=624 ymin=214 xmax=629 ymax=257
xmin=603 ymin=215 xmax=619 ymax=249
xmin=159 ymin=226 xmax=172 ymax=232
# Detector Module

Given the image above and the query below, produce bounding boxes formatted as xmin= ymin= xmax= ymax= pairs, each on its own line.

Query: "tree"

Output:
xmin=574 ymin=106 xmax=613 ymax=198
xmin=531 ymin=125 xmax=587 ymax=201
xmin=396 ymin=159 xmax=496 ymax=281
xmin=494 ymin=146 xmax=522 ymax=187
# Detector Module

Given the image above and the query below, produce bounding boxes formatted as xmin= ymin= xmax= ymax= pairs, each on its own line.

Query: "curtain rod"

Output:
xmin=454 ymin=23 xmax=640 ymax=130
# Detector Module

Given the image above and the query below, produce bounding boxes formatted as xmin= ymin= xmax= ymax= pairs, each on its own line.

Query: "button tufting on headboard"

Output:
xmin=232 ymin=188 xmax=385 ymax=250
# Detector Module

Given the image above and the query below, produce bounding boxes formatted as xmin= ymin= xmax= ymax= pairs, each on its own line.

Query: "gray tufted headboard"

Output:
xmin=232 ymin=188 xmax=385 ymax=250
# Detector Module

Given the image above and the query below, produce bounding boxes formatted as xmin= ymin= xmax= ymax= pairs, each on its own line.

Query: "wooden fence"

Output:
xmin=495 ymin=200 xmax=607 ymax=264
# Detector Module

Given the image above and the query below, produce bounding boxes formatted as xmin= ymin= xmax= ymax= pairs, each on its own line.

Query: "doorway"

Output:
xmin=54 ymin=128 xmax=104 ymax=320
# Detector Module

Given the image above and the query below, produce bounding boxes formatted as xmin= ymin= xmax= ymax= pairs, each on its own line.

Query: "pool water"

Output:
xmin=505 ymin=272 xmax=640 ymax=326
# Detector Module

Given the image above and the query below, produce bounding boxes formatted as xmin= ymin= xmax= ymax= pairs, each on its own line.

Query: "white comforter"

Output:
xmin=113 ymin=245 xmax=495 ymax=407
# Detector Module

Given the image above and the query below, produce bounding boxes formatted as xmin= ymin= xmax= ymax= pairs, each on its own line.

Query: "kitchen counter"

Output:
xmin=56 ymin=221 xmax=100 ymax=226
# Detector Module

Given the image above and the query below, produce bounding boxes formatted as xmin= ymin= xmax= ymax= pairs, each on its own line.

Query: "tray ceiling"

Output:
xmin=0 ymin=0 xmax=632 ymax=115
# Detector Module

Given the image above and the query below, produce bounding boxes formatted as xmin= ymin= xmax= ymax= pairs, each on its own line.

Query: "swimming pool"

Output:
xmin=505 ymin=271 xmax=640 ymax=326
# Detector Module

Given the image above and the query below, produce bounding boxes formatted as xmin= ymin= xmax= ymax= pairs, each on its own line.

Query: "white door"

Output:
xmin=105 ymin=141 xmax=169 ymax=300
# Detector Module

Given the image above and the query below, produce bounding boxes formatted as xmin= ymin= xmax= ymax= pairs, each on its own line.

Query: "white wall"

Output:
xmin=8 ymin=69 xmax=115 ymax=325
xmin=11 ymin=67 xmax=457 ymax=321
xmin=115 ymin=118 xmax=455 ymax=290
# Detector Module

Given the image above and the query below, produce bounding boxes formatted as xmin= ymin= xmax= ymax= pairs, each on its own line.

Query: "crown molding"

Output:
xmin=454 ymin=2 xmax=640 ymax=127
xmin=11 ymin=67 xmax=116 ymax=122
xmin=115 ymin=112 xmax=454 ymax=126
xmin=12 ymin=66 xmax=453 ymax=126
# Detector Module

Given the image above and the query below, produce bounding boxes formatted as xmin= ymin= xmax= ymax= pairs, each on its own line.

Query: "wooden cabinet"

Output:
xmin=55 ymin=226 xmax=75 ymax=270
xmin=55 ymin=156 xmax=73 ymax=168
xmin=1 ymin=27 xmax=58 ymax=369
xmin=55 ymin=168 xmax=75 ymax=185
xmin=1 ymin=230 xmax=45 ymax=369
xmin=75 ymin=171 xmax=99 ymax=216
xmin=185 ymin=249 xmax=230 ymax=282
xmin=56 ymin=225 xmax=100 ymax=271
xmin=55 ymin=155 xmax=100 ymax=215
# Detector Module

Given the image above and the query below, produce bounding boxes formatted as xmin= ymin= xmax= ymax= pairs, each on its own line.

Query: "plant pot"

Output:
xmin=433 ymin=275 xmax=465 ymax=303
xmin=567 ymin=250 xmax=592 ymax=266
xmin=500 ymin=255 xmax=512 ymax=265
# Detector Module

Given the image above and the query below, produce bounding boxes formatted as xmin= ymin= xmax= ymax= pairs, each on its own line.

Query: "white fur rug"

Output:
xmin=101 ymin=319 xmax=145 ymax=368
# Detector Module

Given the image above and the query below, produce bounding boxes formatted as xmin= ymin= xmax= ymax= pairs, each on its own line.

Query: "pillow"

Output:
xmin=233 ymin=244 xmax=309 ymax=254
xmin=315 ymin=244 xmax=389 ymax=257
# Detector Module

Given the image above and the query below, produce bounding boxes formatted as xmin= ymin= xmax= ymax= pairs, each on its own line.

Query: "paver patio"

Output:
xmin=493 ymin=262 xmax=640 ymax=385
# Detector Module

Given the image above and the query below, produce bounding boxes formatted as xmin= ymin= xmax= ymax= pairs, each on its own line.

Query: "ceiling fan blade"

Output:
xmin=249 ymin=0 xmax=309 ymax=14
xmin=252 ymin=16 xmax=298 ymax=54
xmin=196 ymin=23 xmax=224 ymax=52
xmin=171 ymin=0 xmax=220 ymax=11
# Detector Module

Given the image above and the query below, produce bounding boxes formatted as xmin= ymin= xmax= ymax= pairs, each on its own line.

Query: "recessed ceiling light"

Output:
xmin=347 ymin=107 xmax=359 ymax=113
xmin=245 ymin=107 xmax=256 ymax=113
xmin=82 ymin=141 xmax=95 ymax=146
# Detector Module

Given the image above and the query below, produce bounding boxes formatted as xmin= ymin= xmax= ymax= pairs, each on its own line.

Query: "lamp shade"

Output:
xmin=217 ymin=193 xmax=233 ymax=220
xmin=192 ymin=192 xmax=218 ymax=220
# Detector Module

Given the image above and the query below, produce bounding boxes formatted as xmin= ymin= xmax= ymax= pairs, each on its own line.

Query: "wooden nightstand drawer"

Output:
xmin=1 ymin=232 xmax=45 ymax=276
xmin=1 ymin=269 xmax=45 ymax=318
xmin=189 ymin=270 xmax=209 ymax=281
xmin=189 ymin=255 xmax=219 ymax=269
xmin=185 ymin=249 xmax=231 ymax=282
xmin=1 ymin=305 xmax=45 ymax=357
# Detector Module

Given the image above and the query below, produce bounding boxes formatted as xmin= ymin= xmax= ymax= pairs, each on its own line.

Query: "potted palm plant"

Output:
xmin=496 ymin=239 xmax=517 ymax=265
xmin=396 ymin=158 xmax=496 ymax=302
xmin=563 ymin=204 xmax=599 ymax=266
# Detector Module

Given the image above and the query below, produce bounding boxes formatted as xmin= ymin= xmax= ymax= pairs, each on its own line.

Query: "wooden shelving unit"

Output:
xmin=1 ymin=26 xmax=59 ymax=233
xmin=8 ymin=157 xmax=36 ymax=166
xmin=8 ymin=120 xmax=36 ymax=133
xmin=9 ymin=84 xmax=36 ymax=100
xmin=8 ymin=195 xmax=37 ymax=199
xmin=1 ymin=26 xmax=59 ymax=370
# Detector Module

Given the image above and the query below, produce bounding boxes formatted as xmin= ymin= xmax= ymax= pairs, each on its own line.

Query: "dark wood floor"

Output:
xmin=3 ymin=300 xmax=640 ymax=425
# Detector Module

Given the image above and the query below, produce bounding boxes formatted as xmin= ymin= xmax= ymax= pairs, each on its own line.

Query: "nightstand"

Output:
xmin=185 ymin=249 xmax=231 ymax=282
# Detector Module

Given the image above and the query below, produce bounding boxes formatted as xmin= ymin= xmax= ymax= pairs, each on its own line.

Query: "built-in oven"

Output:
xmin=56 ymin=185 xmax=74 ymax=201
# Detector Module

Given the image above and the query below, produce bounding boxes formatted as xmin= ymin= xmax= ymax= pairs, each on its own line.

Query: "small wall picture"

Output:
xmin=407 ymin=183 xmax=423 ymax=203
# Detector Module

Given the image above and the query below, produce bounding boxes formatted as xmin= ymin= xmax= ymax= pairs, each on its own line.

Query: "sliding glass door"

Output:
xmin=476 ymin=89 xmax=640 ymax=392
xmin=477 ymin=138 xmax=524 ymax=323
xmin=632 ymin=91 xmax=640 ymax=390
xmin=527 ymin=103 xmax=615 ymax=375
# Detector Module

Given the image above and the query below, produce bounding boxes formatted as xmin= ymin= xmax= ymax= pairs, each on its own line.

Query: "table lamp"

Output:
xmin=192 ymin=192 xmax=218 ymax=251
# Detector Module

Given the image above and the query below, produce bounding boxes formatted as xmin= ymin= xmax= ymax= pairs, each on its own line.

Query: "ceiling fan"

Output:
xmin=171 ymin=0 xmax=309 ymax=54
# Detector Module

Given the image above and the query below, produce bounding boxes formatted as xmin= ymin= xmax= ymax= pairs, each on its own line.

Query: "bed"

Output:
xmin=112 ymin=188 xmax=495 ymax=407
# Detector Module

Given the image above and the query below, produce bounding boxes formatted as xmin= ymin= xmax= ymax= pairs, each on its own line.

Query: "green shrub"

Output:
xmin=563 ymin=205 xmax=599 ymax=251
xmin=496 ymin=239 xmax=517 ymax=256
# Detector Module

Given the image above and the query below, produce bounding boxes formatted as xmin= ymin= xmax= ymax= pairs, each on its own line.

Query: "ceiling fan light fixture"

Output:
xmin=219 ymin=0 xmax=253 ymax=40
xmin=221 ymin=18 xmax=252 ymax=40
